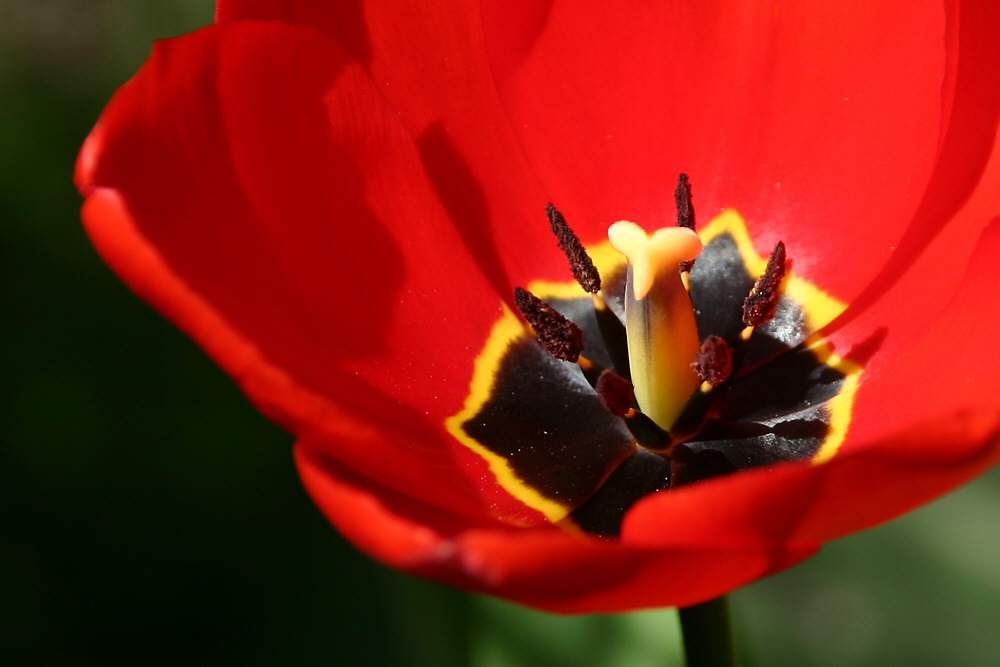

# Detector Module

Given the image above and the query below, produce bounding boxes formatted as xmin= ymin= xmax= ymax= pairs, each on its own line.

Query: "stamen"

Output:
xmin=591 ymin=365 xmax=675 ymax=456
xmin=546 ymin=204 xmax=602 ymax=293
xmin=742 ymin=241 xmax=786 ymax=328
xmin=595 ymin=369 xmax=634 ymax=417
xmin=693 ymin=335 xmax=733 ymax=388
xmin=513 ymin=287 xmax=585 ymax=362
xmin=574 ymin=354 xmax=604 ymax=387
xmin=674 ymin=173 xmax=694 ymax=230
xmin=675 ymin=174 xmax=696 ymax=273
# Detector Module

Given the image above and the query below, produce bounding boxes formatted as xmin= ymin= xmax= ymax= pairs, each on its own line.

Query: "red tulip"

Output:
xmin=76 ymin=1 xmax=1000 ymax=612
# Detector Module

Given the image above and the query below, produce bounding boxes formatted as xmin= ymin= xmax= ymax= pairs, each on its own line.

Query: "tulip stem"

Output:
xmin=678 ymin=595 xmax=738 ymax=667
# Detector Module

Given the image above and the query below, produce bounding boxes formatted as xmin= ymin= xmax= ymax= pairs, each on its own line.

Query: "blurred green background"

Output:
xmin=4 ymin=1 xmax=1000 ymax=665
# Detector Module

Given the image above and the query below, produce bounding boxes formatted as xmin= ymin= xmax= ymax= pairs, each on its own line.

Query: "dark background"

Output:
xmin=4 ymin=2 xmax=1000 ymax=665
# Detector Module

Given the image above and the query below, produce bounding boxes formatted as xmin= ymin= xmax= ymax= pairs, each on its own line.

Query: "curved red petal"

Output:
xmin=816 ymin=104 xmax=1000 ymax=444
xmin=793 ymin=409 xmax=1000 ymax=543
xmin=622 ymin=462 xmax=821 ymax=550
xmin=215 ymin=0 xmax=374 ymax=65
xmin=817 ymin=0 xmax=1000 ymax=319
xmin=481 ymin=0 xmax=952 ymax=304
xmin=625 ymin=217 xmax=1000 ymax=549
xmin=625 ymin=406 xmax=1000 ymax=552
xmin=76 ymin=21 xmax=547 ymax=524
xmin=218 ymin=1 xmax=591 ymax=292
xmin=818 ymin=11 xmax=1000 ymax=360
xmin=87 ymin=2 xmax=1000 ymax=612
xmin=295 ymin=443 xmax=816 ymax=612
xmin=835 ymin=216 xmax=1000 ymax=455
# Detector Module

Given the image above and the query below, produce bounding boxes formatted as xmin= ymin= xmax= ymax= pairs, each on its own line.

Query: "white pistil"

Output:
xmin=608 ymin=221 xmax=703 ymax=431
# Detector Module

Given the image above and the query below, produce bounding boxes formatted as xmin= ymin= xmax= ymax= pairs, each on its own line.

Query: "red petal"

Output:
xmin=215 ymin=1 xmax=374 ymax=65
xmin=87 ymin=2 xmax=1000 ymax=611
xmin=481 ymin=1 xmax=961 ymax=305
xmin=296 ymin=443 xmax=816 ymax=612
xmin=818 ymin=108 xmax=1000 ymax=448
xmin=815 ymin=0 xmax=1000 ymax=320
xmin=76 ymin=21 xmax=547 ymax=524
xmin=625 ymin=217 xmax=1000 ymax=548
xmin=217 ymin=1 xmax=596 ymax=289
xmin=794 ymin=409 xmax=1000 ymax=543
xmin=624 ymin=406 xmax=1000 ymax=553
xmin=834 ymin=216 xmax=1000 ymax=456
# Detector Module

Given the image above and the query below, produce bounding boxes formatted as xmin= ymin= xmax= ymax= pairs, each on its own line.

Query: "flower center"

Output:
xmin=446 ymin=175 xmax=860 ymax=535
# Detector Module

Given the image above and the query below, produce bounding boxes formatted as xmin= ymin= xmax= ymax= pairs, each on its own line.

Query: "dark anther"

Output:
xmin=742 ymin=241 xmax=786 ymax=327
xmin=546 ymin=203 xmax=602 ymax=293
xmin=693 ymin=335 xmax=734 ymax=386
xmin=596 ymin=369 xmax=635 ymax=417
xmin=514 ymin=287 xmax=585 ymax=362
xmin=674 ymin=174 xmax=696 ymax=272
xmin=674 ymin=173 xmax=694 ymax=230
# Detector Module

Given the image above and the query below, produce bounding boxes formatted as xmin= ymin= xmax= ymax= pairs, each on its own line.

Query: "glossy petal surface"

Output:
xmin=77 ymin=1 xmax=1000 ymax=611
xmin=480 ymin=0 xmax=999 ymax=312
xmin=296 ymin=444 xmax=816 ymax=612
xmin=77 ymin=21 xmax=551 ymax=525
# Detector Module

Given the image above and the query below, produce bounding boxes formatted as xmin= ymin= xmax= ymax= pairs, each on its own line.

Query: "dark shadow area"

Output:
xmin=1 ymin=4 xmax=469 ymax=665
xmin=416 ymin=122 xmax=512 ymax=301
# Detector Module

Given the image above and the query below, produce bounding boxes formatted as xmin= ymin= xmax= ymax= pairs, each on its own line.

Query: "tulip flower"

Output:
xmin=77 ymin=0 xmax=1000 ymax=624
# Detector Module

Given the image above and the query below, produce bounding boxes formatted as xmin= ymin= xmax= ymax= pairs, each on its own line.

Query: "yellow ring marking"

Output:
xmin=446 ymin=209 xmax=861 ymax=524
xmin=443 ymin=306 xmax=571 ymax=524
xmin=699 ymin=209 xmax=861 ymax=464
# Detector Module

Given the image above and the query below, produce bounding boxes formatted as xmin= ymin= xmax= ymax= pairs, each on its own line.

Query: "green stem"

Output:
xmin=678 ymin=595 xmax=738 ymax=667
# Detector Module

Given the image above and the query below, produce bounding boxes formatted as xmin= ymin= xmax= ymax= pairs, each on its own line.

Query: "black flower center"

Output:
xmin=448 ymin=176 xmax=859 ymax=536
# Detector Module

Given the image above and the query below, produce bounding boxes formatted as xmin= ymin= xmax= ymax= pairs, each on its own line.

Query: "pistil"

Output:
xmin=608 ymin=222 xmax=703 ymax=430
